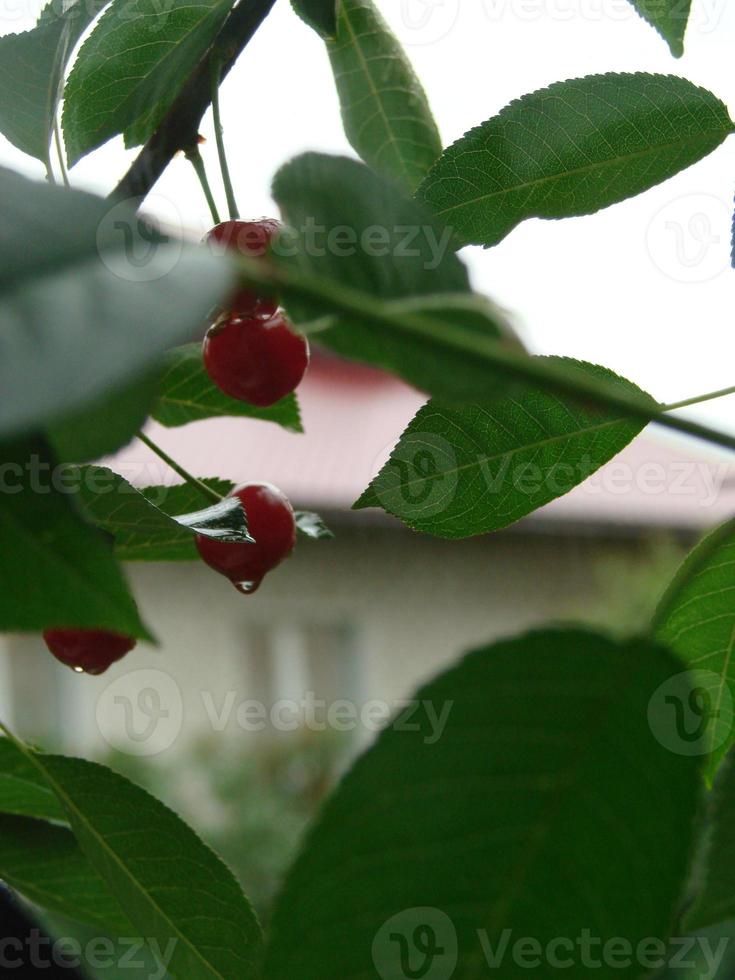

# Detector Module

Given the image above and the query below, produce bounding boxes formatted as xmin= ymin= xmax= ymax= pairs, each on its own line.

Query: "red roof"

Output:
xmin=111 ymin=354 xmax=735 ymax=533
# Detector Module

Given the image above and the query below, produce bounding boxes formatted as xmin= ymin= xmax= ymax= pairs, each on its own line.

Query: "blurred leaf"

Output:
xmin=0 ymin=739 xmax=67 ymax=824
xmin=0 ymin=169 xmax=235 ymax=439
xmin=687 ymin=746 xmax=735 ymax=930
xmin=654 ymin=517 xmax=735 ymax=780
xmin=356 ymin=358 xmax=654 ymax=536
xmin=266 ymin=628 xmax=701 ymax=979
xmin=0 ymin=814 xmax=132 ymax=934
xmin=0 ymin=440 xmax=152 ymax=639
xmin=48 ymin=372 xmax=161 ymax=463
xmin=77 ymin=466 xmax=250 ymax=558
xmin=327 ymin=0 xmax=441 ymax=191
xmin=62 ymin=0 xmax=235 ymax=163
xmin=292 ymin=0 xmax=337 ymax=36
xmin=154 ymin=344 xmax=302 ymax=431
xmin=417 ymin=73 xmax=734 ymax=247
xmin=7 ymin=742 xmax=263 ymax=979
xmin=0 ymin=0 xmax=106 ymax=163
xmin=626 ymin=0 xmax=692 ymax=57
xmin=294 ymin=510 xmax=333 ymax=540
xmin=272 ymin=154 xmax=524 ymax=402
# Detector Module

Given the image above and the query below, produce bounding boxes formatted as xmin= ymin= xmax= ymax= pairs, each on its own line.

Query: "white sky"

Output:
xmin=1 ymin=0 xmax=735 ymax=432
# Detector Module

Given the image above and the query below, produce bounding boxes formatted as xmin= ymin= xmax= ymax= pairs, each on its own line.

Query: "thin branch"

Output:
xmin=111 ymin=0 xmax=276 ymax=205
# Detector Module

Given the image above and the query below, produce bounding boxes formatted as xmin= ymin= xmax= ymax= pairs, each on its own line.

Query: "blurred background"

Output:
xmin=2 ymin=0 xmax=735 ymax=973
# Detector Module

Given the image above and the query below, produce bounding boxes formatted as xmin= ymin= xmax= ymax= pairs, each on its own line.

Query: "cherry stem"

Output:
xmin=186 ymin=148 xmax=221 ymax=225
xmin=663 ymin=385 xmax=735 ymax=413
xmin=211 ymin=59 xmax=239 ymax=220
xmin=136 ymin=431 xmax=224 ymax=505
xmin=54 ymin=117 xmax=70 ymax=189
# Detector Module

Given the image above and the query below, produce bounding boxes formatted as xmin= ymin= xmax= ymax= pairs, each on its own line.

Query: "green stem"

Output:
xmin=54 ymin=117 xmax=70 ymax=189
xmin=211 ymin=60 xmax=239 ymax=219
xmin=663 ymin=385 xmax=735 ymax=413
xmin=236 ymin=256 xmax=735 ymax=455
xmin=136 ymin=431 xmax=223 ymax=505
xmin=186 ymin=148 xmax=221 ymax=225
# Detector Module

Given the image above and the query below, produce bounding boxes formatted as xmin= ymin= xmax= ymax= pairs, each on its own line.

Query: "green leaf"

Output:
xmin=327 ymin=0 xmax=441 ymax=192
xmin=653 ymin=518 xmax=735 ymax=780
xmin=416 ymin=73 xmax=734 ymax=248
xmin=272 ymin=154 xmax=524 ymax=402
xmin=355 ymin=358 xmax=654 ymax=537
xmin=0 ymin=440 xmax=152 ymax=639
xmin=294 ymin=510 xmax=333 ymax=540
xmin=0 ymin=0 xmax=106 ymax=163
xmin=292 ymin=0 xmax=337 ymax=37
xmin=0 ymin=814 xmax=133 ymax=934
xmin=77 ymin=467 xmax=238 ymax=561
xmin=153 ymin=344 xmax=303 ymax=431
xmin=8 ymin=742 xmax=263 ymax=980
xmin=627 ymin=0 xmax=692 ymax=57
xmin=0 ymin=739 xmax=67 ymax=824
xmin=265 ymin=627 xmax=701 ymax=980
xmin=0 ymin=169 xmax=235 ymax=440
xmin=62 ymin=0 xmax=235 ymax=164
xmin=48 ymin=372 xmax=161 ymax=463
xmin=686 ymin=746 xmax=735 ymax=930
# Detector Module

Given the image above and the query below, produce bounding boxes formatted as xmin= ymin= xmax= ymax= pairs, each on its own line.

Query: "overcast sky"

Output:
xmin=2 ymin=0 xmax=734 ymax=435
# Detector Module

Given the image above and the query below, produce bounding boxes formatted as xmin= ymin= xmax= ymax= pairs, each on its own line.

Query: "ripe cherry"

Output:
xmin=43 ymin=628 xmax=137 ymax=675
xmin=203 ymin=311 xmax=309 ymax=407
xmin=196 ymin=483 xmax=296 ymax=594
xmin=205 ymin=218 xmax=280 ymax=317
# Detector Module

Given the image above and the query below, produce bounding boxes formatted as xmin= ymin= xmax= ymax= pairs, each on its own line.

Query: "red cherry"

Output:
xmin=196 ymin=483 xmax=296 ymax=594
xmin=205 ymin=219 xmax=280 ymax=317
xmin=203 ymin=311 xmax=309 ymax=407
xmin=43 ymin=629 xmax=136 ymax=675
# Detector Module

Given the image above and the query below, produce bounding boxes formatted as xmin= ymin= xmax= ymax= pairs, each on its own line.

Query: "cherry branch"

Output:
xmin=111 ymin=0 xmax=276 ymax=205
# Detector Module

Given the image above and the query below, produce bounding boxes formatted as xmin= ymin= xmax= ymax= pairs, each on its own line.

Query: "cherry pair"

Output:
xmin=203 ymin=220 xmax=309 ymax=408
xmin=44 ymin=483 xmax=297 ymax=674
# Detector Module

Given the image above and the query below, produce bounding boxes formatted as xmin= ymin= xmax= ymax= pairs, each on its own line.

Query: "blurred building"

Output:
xmin=3 ymin=354 xmax=735 ymax=760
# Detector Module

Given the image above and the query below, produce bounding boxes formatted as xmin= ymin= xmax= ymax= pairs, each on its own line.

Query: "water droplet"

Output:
xmin=73 ymin=666 xmax=85 ymax=674
xmin=232 ymin=578 xmax=261 ymax=595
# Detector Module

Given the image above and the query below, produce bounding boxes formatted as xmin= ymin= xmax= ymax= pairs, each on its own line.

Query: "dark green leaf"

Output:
xmin=627 ymin=0 xmax=692 ymax=57
xmin=272 ymin=154 xmax=524 ymax=402
xmin=0 ymin=738 xmax=67 ymax=824
xmin=355 ymin=358 xmax=654 ymax=536
xmin=153 ymin=344 xmax=302 ymax=431
xmin=294 ymin=510 xmax=333 ymax=540
xmin=0 ymin=440 xmax=152 ymax=639
xmin=48 ymin=372 xmax=161 ymax=463
xmin=417 ymin=73 xmax=734 ymax=248
xmin=10 ymin=743 xmax=263 ymax=980
xmin=292 ymin=0 xmax=337 ymax=37
xmin=0 ymin=0 xmax=106 ymax=163
xmin=265 ymin=628 xmax=701 ymax=980
xmin=62 ymin=0 xmax=235 ymax=163
xmin=327 ymin=0 xmax=441 ymax=192
xmin=77 ymin=467 xmax=238 ymax=561
xmin=0 ymin=169 xmax=234 ymax=439
xmin=76 ymin=465 xmax=249 ymax=557
xmin=686 ymin=747 xmax=735 ymax=930
xmin=653 ymin=518 xmax=735 ymax=780
xmin=0 ymin=814 xmax=132 ymax=934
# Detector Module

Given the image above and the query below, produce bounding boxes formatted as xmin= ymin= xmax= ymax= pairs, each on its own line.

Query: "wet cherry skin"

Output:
xmin=205 ymin=218 xmax=280 ymax=317
xmin=43 ymin=629 xmax=137 ymax=675
xmin=202 ymin=311 xmax=309 ymax=407
xmin=195 ymin=483 xmax=297 ymax=594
